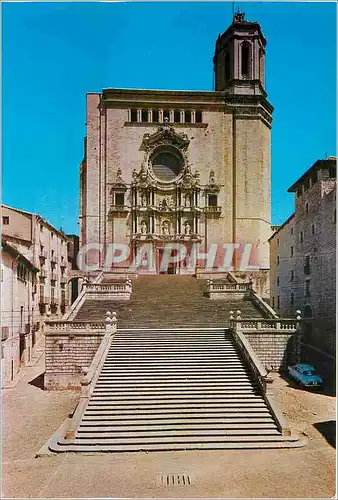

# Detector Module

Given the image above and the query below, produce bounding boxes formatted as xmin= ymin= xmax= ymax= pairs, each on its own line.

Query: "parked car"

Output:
xmin=287 ymin=363 xmax=323 ymax=388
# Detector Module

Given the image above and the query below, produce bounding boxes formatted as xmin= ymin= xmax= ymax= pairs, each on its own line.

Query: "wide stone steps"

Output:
xmin=74 ymin=429 xmax=281 ymax=438
xmin=50 ymin=327 xmax=302 ymax=452
xmin=74 ymin=276 xmax=265 ymax=328
xmin=78 ymin=422 xmax=277 ymax=431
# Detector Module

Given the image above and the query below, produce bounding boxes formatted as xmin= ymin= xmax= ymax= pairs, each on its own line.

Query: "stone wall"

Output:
xmin=245 ymin=331 xmax=299 ymax=371
xmin=45 ymin=324 xmax=105 ymax=390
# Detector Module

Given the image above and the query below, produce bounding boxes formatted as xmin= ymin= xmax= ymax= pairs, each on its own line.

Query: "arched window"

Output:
xmin=241 ymin=42 xmax=250 ymax=78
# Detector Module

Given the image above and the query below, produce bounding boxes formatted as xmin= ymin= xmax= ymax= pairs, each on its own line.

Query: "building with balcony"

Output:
xmin=269 ymin=157 xmax=336 ymax=354
xmin=1 ymin=205 xmax=70 ymax=329
xmin=1 ymin=239 xmax=39 ymax=386
xmin=80 ymin=13 xmax=273 ymax=281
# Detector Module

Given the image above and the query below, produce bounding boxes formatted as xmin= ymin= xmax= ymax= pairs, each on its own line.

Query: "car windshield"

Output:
xmin=303 ymin=370 xmax=315 ymax=376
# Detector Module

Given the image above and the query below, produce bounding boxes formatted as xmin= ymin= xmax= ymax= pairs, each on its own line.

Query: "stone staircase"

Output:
xmin=50 ymin=328 xmax=302 ymax=452
xmin=74 ymin=276 xmax=264 ymax=327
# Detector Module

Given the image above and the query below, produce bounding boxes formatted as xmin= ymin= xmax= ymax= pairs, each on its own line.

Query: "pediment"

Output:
xmin=140 ymin=125 xmax=189 ymax=152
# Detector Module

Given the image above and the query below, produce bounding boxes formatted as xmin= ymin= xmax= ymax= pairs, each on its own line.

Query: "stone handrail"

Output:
xmin=208 ymin=281 xmax=252 ymax=292
xmin=65 ymin=312 xmax=117 ymax=439
xmin=233 ymin=329 xmax=270 ymax=391
xmin=234 ymin=318 xmax=298 ymax=331
xmin=231 ymin=327 xmax=293 ymax=436
xmin=45 ymin=320 xmax=106 ymax=334
xmin=250 ymin=290 xmax=279 ymax=319
xmin=62 ymin=288 xmax=86 ymax=321
xmin=83 ymin=282 xmax=131 ymax=293
xmin=93 ymin=271 xmax=104 ymax=283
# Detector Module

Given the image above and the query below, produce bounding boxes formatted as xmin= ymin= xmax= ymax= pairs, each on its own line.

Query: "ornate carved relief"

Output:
xmin=205 ymin=170 xmax=220 ymax=193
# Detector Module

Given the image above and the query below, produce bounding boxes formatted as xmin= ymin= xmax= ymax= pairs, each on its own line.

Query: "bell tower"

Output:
xmin=213 ymin=11 xmax=266 ymax=95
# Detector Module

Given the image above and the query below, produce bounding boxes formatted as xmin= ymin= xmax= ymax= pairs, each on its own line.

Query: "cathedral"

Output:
xmin=79 ymin=12 xmax=273 ymax=276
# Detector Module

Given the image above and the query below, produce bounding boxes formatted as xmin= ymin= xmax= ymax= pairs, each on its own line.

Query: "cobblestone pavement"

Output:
xmin=2 ymin=355 xmax=336 ymax=499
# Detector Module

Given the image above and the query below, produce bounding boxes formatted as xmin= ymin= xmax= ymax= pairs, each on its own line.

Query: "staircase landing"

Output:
xmin=75 ymin=276 xmax=264 ymax=328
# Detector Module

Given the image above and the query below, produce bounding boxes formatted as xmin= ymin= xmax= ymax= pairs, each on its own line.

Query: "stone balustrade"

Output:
xmin=229 ymin=310 xmax=302 ymax=372
xmin=206 ymin=280 xmax=252 ymax=300
xmin=82 ymin=279 xmax=132 ymax=300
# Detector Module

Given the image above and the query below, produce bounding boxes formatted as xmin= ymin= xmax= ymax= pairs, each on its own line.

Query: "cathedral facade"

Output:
xmin=80 ymin=13 xmax=273 ymax=275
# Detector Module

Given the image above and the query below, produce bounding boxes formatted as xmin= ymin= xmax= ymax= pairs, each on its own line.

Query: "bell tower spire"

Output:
xmin=213 ymin=11 xmax=266 ymax=95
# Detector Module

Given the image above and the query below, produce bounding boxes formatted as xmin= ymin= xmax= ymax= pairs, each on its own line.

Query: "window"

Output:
xmin=130 ymin=109 xmax=137 ymax=122
xmin=277 ymin=238 xmax=280 ymax=246
xmin=195 ymin=111 xmax=202 ymax=123
xmin=2 ymin=216 xmax=9 ymax=225
xmin=272 ymin=297 xmax=275 ymax=308
xmin=277 ymin=295 xmax=280 ymax=309
xmin=174 ymin=110 xmax=181 ymax=123
xmin=277 ymin=276 xmax=280 ymax=287
xmin=305 ymin=202 xmax=309 ymax=214
xmin=300 ymin=231 xmax=303 ymax=243
xmin=40 ymin=224 xmax=43 ymax=232
xmin=241 ymin=42 xmax=250 ymax=78
xmin=334 ymin=209 xmax=336 ymax=224
xmin=152 ymin=109 xmax=159 ymax=122
xmin=311 ymin=223 xmax=315 ymax=235
xmin=291 ymin=246 xmax=294 ymax=257
xmin=290 ymin=270 xmax=294 ymax=282
xmin=141 ymin=109 xmax=148 ymax=122
xmin=305 ymin=280 xmax=311 ymax=298
xmin=304 ymin=178 xmax=310 ymax=192
xmin=304 ymin=255 xmax=311 ymax=275
xmin=184 ymin=110 xmax=192 ymax=123
xmin=277 ymin=255 xmax=280 ymax=266
xmin=115 ymin=193 xmax=125 ymax=206
xmin=208 ymin=195 xmax=218 ymax=207
xmin=291 ymin=227 xmax=294 ymax=235
xmin=51 ymin=232 xmax=54 ymax=239
xmin=163 ymin=109 xmax=170 ymax=122
xmin=290 ymin=293 xmax=294 ymax=306
xmin=152 ymin=151 xmax=183 ymax=182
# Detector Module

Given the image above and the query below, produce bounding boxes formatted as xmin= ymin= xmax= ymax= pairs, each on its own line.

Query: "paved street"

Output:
xmin=2 ymin=353 xmax=336 ymax=499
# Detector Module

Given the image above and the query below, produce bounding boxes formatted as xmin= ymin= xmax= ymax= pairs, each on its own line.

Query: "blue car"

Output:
xmin=287 ymin=363 xmax=323 ymax=388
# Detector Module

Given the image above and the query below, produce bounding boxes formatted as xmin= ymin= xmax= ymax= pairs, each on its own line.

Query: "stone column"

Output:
xmin=180 ymin=110 xmax=185 ymax=123
xmin=159 ymin=109 xmax=164 ymax=123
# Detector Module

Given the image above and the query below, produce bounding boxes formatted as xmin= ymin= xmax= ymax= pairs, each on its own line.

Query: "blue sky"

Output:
xmin=2 ymin=2 xmax=336 ymax=234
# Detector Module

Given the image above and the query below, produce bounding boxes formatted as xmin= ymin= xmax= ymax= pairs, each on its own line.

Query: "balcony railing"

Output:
xmin=60 ymin=261 xmax=67 ymax=269
xmin=204 ymin=206 xmax=222 ymax=215
xmin=39 ymin=270 xmax=47 ymax=279
xmin=51 ymin=272 xmax=57 ymax=282
xmin=109 ymin=204 xmax=129 ymax=215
